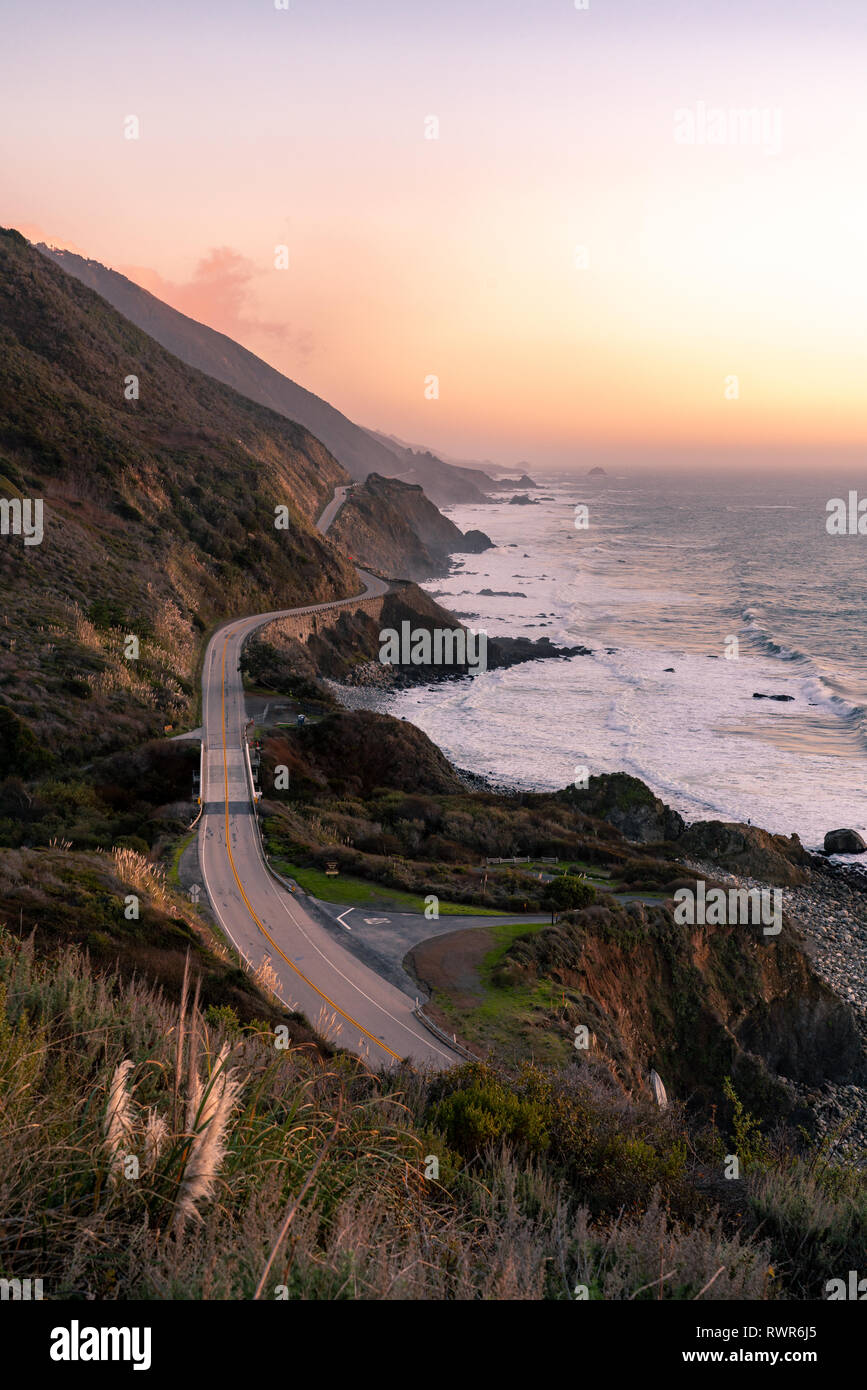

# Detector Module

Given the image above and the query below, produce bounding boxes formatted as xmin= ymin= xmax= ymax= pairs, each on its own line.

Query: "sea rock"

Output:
xmin=491 ymin=473 xmax=537 ymax=489
xmin=679 ymin=820 xmax=811 ymax=886
xmin=824 ymin=828 xmax=867 ymax=855
xmin=587 ymin=466 xmax=607 ymax=476
xmin=753 ymin=693 xmax=795 ymax=702
xmin=509 ymin=494 xmax=538 ymax=506
xmin=458 ymin=529 xmax=494 ymax=553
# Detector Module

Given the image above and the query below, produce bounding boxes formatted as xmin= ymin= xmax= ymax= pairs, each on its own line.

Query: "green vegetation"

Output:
xmin=167 ymin=828 xmax=199 ymax=888
xmin=271 ymin=857 xmax=505 ymax=915
xmin=0 ymin=228 xmax=356 ymax=768
xmin=543 ymin=872 xmax=597 ymax=921
xmin=428 ymin=919 xmax=575 ymax=1065
xmin=0 ymin=739 xmax=200 ymax=852
xmin=724 ymin=1075 xmax=772 ymax=1172
xmin=0 ymin=844 xmax=301 ymax=1031
xmin=253 ymin=710 xmax=688 ymax=916
xmin=0 ymin=704 xmax=53 ymax=777
xmin=2 ymin=927 xmax=859 ymax=1300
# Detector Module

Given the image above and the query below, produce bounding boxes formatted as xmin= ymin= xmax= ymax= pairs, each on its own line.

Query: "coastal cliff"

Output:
xmin=329 ymin=473 xmax=492 ymax=579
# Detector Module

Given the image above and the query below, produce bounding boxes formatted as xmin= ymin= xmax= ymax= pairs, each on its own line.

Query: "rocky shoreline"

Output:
xmin=334 ymin=633 xmax=591 ymax=691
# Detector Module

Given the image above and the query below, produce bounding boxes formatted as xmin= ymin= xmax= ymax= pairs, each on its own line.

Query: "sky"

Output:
xmin=2 ymin=0 xmax=866 ymax=473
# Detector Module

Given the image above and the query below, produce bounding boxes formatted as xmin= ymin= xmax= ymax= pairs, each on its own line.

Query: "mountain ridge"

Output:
xmin=36 ymin=245 xmax=499 ymax=510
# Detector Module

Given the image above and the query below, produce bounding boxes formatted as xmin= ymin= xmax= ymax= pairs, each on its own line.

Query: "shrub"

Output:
xmin=723 ymin=1076 xmax=771 ymax=1172
xmin=544 ymin=873 xmax=596 ymax=920
xmin=113 ymin=835 xmax=150 ymax=855
xmin=429 ymin=1068 xmax=550 ymax=1157
xmin=204 ymin=1003 xmax=241 ymax=1033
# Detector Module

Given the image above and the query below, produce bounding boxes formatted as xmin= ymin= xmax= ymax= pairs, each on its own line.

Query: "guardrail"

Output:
xmin=412 ymin=1004 xmax=477 ymax=1062
xmin=183 ymin=738 xmax=206 ymax=831
xmin=243 ymin=731 xmax=259 ymax=805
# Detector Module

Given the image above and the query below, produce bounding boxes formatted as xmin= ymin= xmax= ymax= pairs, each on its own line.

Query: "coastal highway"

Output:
xmin=197 ymin=512 xmax=460 ymax=1069
xmin=315 ymin=482 xmax=353 ymax=533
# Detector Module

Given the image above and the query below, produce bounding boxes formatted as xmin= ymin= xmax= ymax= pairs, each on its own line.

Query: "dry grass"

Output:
xmin=108 ymin=846 xmax=172 ymax=909
xmin=0 ymin=924 xmax=849 ymax=1300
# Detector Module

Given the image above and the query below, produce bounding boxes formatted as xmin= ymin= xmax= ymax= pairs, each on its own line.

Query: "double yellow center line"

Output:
xmin=218 ymin=635 xmax=401 ymax=1062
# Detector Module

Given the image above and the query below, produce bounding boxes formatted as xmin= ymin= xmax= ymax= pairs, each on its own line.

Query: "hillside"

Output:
xmin=36 ymin=243 xmax=494 ymax=573
xmin=37 ymin=244 xmax=404 ymax=485
xmin=330 ymin=473 xmax=492 ymax=577
xmin=367 ymin=432 xmax=496 ymax=505
xmin=369 ymin=431 xmax=539 ymax=505
xmin=409 ymin=898 xmax=864 ymax=1114
xmin=0 ymin=227 xmax=358 ymax=762
xmin=41 ymin=242 xmax=510 ymax=510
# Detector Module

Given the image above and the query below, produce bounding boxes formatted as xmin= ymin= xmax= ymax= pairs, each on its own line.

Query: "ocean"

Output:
xmin=355 ymin=472 xmax=867 ymax=855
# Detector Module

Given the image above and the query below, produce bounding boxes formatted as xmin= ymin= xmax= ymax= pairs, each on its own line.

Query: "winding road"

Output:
xmin=197 ymin=490 xmax=460 ymax=1069
xmin=315 ymin=482 xmax=353 ymax=533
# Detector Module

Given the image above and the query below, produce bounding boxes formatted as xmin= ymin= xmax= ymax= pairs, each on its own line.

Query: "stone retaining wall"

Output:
xmin=263 ymin=593 xmax=386 ymax=645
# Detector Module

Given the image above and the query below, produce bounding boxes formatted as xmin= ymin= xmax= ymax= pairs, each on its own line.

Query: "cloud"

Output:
xmin=118 ymin=247 xmax=316 ymax=366
xmin=15 ymin=222 xmax=87 ymax=255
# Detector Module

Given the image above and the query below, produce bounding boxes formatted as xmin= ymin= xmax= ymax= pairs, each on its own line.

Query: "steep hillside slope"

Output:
xmin=367 ymin=432 xmax=495 ymax=505
xmin=0 ymin=228 xmax=357 ymax=761
xmin=36 ymin=244 xmax=493 ymax=571
xmin=37 ymin=245 xmax=410 ymax=483
xmin=330 ymin=473 xmax=491 ymax=577
xmin=369 ymin=432 xmax=538 ymax=505
xmin=408 ymin=896 xmax=866 ymax=1121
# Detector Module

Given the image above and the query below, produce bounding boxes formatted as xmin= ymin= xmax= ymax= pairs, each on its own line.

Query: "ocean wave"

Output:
xmin=802 ymin=674 xmax=867 ymax=745
xmin=740 ymin=609 xmax=809 ymax=663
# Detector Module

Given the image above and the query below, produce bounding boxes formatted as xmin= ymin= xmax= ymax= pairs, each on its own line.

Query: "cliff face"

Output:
xmin=330 ymin=473 xmax=491 ymax=579
xmin=561 ymin=778 xmax=811 ymax=886
xmin=679 ymin=821 xmax=811 ymax=886
xmin=488 ymin=899 xmax=866 ymax=1117
xmin=366 ymin=433 xmax=497 ymax=506
xmin=265 ymin=709 xmax=466 ymax=799
xmin=0 ymin=228 xmax=357 ymax=761
xmin=561 ymin=774 xmax=686 ymax=844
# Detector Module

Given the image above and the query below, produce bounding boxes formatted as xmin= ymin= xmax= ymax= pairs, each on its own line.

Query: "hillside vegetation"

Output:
xmin=1 ymin=927 xmax=863 ymax=1300
xmin=330 ymin=473 xmax=491 ymax=578
xmin=0 ymin=227 xmax=356 ymax=763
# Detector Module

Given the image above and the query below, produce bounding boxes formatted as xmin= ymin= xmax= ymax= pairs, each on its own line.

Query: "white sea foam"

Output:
xmin=371 ymin=473 xmax=867 ymax=851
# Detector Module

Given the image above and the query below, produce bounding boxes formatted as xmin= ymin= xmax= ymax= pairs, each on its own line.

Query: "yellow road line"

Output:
xmin=218 ymin=635 xmax=401 ymax=1062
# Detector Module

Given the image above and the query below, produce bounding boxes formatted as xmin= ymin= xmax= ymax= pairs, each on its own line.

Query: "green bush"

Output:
xmin=429 ymin=1069 xmax=550 ymax=1156
xmin=113 ymin=835 xmax=150 ymax=855
xmin=203 ymin=1003 xmax=241 ymax=1033
xmin=544 ymin=873 xmax=596 ymax=919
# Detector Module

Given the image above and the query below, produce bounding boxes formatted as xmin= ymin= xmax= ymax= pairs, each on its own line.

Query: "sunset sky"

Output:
xmin=3 ymin=0 xmax=866 ymax=472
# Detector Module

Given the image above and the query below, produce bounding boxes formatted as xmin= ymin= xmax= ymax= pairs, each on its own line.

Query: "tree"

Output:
xmin=543 ymin=873 xmax=595 ymax=923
